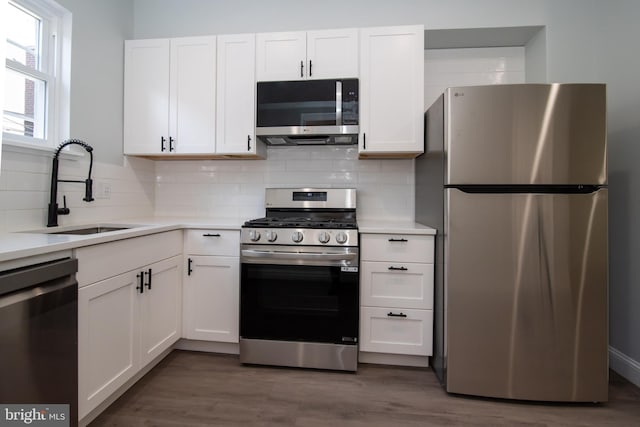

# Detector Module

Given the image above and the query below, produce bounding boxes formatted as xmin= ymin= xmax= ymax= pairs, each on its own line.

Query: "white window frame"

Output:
xmin=3 ymin=0 xmax=71 ymax=153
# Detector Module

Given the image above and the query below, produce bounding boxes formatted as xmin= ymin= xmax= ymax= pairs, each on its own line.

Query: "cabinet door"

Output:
xmin=256 ymin=31 xmax=306 ymax=81
xmin=124 ymin=39 xmax=171 ymax=155
xmin=139 ymin=255 xmax=182 ymax=366
xmin=360 ymin=306 xmax=432 ymax=356
xmin=359 ymin=25 xmax=424 ymax=156
xmin=307 ymin=28 xmax=358 ymax=79
xmin=183 ymin=255 xmax=240 ymax=342
xmin=170 ymin=36 xmax=216 ymax=154
xmin=78 ymin=273 xmax=139 ymax=419
xmin=216 ymin=34 xmax=263 ymax=156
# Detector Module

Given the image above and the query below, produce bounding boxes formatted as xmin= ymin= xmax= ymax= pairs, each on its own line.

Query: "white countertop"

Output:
xmin=357 ymin=220 xmax=436 ymax=235
xmin=0 ymin=216 xmax=244 ymax=264
xmin=0 ymin=216 xmax=436 ymax=264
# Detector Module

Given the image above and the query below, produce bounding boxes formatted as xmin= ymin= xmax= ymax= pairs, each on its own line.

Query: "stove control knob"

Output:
xmin=248 ymin=230 xmax=261 ymax=242
xmin=291 ymin=231 xmax=304 ymax=243
xmin=335 ymin=232 xmax=348 ymax=244
xmin=265 ymin=230 xmax=278 ymax=242
xmin=318 ymin=231 xmax=330 ymax=244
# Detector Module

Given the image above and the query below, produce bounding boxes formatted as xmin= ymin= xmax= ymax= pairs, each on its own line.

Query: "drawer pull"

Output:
xmin=388 ymin=266 xmax=408 ymax=271
xmin=388 ymin=238 xmax=408 ymax=242
xmin=387 ymin=312 xmax=407 ymax=318
xmin=203 ymin=233 xmax=221 ymax=237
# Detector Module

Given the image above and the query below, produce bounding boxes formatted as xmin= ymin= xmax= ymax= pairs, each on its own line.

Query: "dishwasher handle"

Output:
xmin=0 ymin=257 xmax=77 ymax=297
xmin=0 ymin=258 xmax=78 ymax=308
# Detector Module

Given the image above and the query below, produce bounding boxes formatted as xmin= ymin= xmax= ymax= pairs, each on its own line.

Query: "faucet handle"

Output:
xmin=57 ymin=195 xmax=70 ymax=215
xmin=83 ymin=178 xmax=94 ymax=202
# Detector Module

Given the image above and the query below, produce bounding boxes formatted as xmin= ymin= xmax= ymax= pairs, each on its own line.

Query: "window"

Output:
xmin=3 ymin=0 xmax=70 ymax=149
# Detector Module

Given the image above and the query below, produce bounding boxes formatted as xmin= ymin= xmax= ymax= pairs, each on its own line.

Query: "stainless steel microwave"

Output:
xmin=256 ymin=78 xmax=359 ymax=146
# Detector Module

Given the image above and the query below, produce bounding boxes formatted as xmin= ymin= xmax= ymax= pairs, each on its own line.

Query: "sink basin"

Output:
xmin=49 ymin=226 xmax=131 ymax=235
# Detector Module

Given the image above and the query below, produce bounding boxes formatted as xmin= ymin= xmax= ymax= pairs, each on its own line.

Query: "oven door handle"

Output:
xmin=241 ymin=249 xmax=358 ymax=262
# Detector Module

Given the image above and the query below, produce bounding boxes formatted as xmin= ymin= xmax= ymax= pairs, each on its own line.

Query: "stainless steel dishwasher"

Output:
xmin=0 ymin=257 xmax=78 ymax=426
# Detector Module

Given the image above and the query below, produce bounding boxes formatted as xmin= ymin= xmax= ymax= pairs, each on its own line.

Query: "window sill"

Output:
xmin=2 ymin=138 xmax=85 ymax=160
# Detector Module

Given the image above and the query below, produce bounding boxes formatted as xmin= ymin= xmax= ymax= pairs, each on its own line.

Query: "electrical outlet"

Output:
xmin=95 ymin=182 xmax=112 ymax=199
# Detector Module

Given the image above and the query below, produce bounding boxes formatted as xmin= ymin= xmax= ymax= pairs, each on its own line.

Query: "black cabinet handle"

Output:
xmin=169 ymin=137 xmax=175 ymax=152
xmin=160 ymin=136 xmax=166 ymax=152
xmin=300 ymin=60 xmax=304 ymax=78
xmin=187 ymin=258 xmax=193 ymax=276
xmin=136 ymin=271 xmax=144 ymax=294
xmin=202 ymin=233 xmax=221 ymax=237
xmin=145 ymin=268 xmax=152 ymax=290
xmin=388 ymin=238 xmax=408 ymax=242
xmin=247 ymin=135 xmax=252 ymax=151
xmin=363 ymin=133 xmax=366 ymax=150
xmin=387 ymin=312 xmax=407 ymax=318
xmin=309 ymin=60 xmax=312 ymax=77
xmin=388 ymin=266 xmax=408 ymax=271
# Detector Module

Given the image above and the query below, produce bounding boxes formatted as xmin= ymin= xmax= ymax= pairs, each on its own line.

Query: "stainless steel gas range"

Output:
xmin=239 ymin=188 xmax=359 ymax=371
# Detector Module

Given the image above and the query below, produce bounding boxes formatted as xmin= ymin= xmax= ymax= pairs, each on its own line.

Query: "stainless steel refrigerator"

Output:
xmin=415 ymin=83 xmax=608 ymax=402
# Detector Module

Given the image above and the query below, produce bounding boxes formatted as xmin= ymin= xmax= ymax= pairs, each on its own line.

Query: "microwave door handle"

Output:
xmin=336 ymin=80 xmax=342 ymax=126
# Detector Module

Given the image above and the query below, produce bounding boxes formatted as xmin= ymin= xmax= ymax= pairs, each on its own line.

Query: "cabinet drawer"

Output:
xmin=184 ymin=229 xmax=239 ymax=256
xmin=361 ymin=234 xmax=434 ymax=263
xmin=76 ymin=231 xmax=182 ymax=286
xmin=360 ymin=307 xmax=432 ymax=356
xmin=361 ymin=261 xmax=433 ymax=309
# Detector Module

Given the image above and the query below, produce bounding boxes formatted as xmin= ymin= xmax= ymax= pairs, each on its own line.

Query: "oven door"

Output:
xmin=240 ymin=245 xmax=359 ymax=345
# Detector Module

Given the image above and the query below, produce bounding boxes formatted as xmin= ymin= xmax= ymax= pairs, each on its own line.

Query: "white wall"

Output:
xmin=58 ymin=0 xmax=134 ymax=165
xmin=424 ymin=47 xmax=525 ymax=108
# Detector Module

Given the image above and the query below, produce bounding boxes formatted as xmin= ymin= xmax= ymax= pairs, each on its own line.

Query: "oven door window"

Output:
xmin=241 ymin=263 xmax=358 ymax=344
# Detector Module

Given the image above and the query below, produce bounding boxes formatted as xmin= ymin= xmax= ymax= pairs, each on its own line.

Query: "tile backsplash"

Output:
xmin=154 ymin=145 xmax=415 ymax=222
xmin=0 ymin=147 xmax=155 ymax=233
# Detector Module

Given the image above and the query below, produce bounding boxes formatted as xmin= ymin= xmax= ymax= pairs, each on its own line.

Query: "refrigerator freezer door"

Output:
xmin=444 ymin=188 xmax=608 ymax=401
xmin=445 ymin=84 xmax=607 ymax=186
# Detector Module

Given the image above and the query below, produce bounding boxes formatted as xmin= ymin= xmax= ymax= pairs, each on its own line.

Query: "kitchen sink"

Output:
xmin=19 ymin=223 xmax=143 ymax=236
xmin=48 ymin=226 xmax=131 ymax=235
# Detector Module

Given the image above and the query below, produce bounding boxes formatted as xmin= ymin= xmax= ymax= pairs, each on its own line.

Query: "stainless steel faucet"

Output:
xmin=47 ymin=139 xmax=94 ymax=227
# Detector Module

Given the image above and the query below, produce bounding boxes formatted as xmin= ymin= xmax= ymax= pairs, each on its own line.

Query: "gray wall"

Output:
xmin=57 ymin=0 xmax=134 ymax=165
xmin=131 ymin=0 xmax=640 ymax=377
xmin=593 ymin=0 xmax=640 ymax=373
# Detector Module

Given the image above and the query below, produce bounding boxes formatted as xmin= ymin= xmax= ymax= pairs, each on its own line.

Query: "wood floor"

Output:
xmin=90 ymin=350 xmax=640 ymax=426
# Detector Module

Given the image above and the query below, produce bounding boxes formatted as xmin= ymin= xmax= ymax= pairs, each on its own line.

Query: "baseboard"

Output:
xmin=359 ymin=351 xmax=430 ymax=368
xmin=174 ymin=338 xmax=239 ymax=355
xmin=609 ymin=346 xmax=640 ymax=388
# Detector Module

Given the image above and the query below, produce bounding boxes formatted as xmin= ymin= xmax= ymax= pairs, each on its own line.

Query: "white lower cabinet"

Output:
xmin=77 ymin=232 xmax=183 ymax=420
xmin=78 ymin=272 xmax=139 ymax=419
xmin=359 ymin=232 xmax=435 ymax=362
xmin=183 ymin=230 xmax=240 ymax=343
xmin=139 ymin=256 xmax=183 ymax=366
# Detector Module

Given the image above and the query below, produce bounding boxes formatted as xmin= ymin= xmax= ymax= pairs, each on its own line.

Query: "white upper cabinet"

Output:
xmin=306 ymin=29 xmax=359 ymax=79
xmin=359 ymin=25 xmax=424 ymax=157
xmin=124 ymin=36 xmax=216 ymax=155
xmin=256 ymin=28 xmax=358 ymax=81
xmin=169 ymin=37 xmax=217 ymax=154
xmin=216 ymin=33 xmax=265 ymax=157
xmin=124 ymin=39 xmax=171 ymax=155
